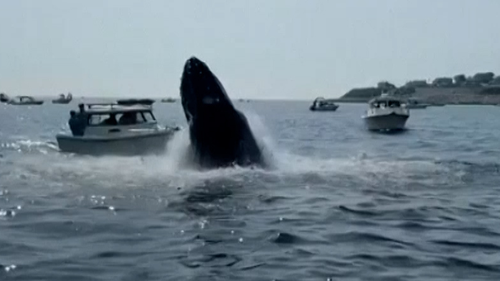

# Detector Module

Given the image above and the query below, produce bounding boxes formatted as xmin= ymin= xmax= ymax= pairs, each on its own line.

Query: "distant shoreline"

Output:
xmin=335 ymin=72 xmax=500 ymax=106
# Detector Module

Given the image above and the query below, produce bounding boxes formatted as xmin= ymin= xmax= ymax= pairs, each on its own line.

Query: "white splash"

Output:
xmin=3 ymin=111 xmax=458 ymax=190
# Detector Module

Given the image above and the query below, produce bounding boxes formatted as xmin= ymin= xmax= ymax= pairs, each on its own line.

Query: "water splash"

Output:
xmin=1 ymin=139 xmax=59 ymax=154
xmin=0 ymin=112 xmax=482 ymax=190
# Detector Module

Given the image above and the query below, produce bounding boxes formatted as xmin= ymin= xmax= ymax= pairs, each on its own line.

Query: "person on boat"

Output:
xmin=118 ymin=112 xmax=137 ymax=125
xmin=76 ymin=103 xmax=88 ymax=131
xmin=68 ymin=110 xmax=85 ymax=136
xmin=101 ymin=113 xmax=118 ymax=125
xmin=78 ymin=103 xmax=85 ymax=113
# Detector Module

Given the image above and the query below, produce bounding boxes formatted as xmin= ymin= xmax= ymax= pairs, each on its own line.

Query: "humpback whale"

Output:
xmin=179 ymin=56 xmax=266 ymax=169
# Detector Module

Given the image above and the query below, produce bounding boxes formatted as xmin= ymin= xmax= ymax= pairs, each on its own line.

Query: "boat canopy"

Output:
xmin=84 ymin=104 xmax=153 ymax=114
xmin=313 ymin=97 xmax=336 ymax=105
xmin=368 ymin=95 xmax=404 ymax=107
xmin=82 ymin=99 xmax=155 ymax=114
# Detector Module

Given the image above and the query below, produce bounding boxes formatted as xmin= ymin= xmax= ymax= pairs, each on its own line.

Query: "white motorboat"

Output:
xmin=52 ymin=93 xmax=73 ymax=104
xmin=7 ymin=96 xmax=44 ymax=105
xmin=310 ymin=97 xmax=339 ymax=111
xmin=56 ymin=99 xmax=179 ymax=156
xmin=362 ymin=94 xmax=409 ymax=131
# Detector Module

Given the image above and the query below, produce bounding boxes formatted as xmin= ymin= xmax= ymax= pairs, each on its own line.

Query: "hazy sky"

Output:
xmin=1 ymin=0 xmax=500 ymax=99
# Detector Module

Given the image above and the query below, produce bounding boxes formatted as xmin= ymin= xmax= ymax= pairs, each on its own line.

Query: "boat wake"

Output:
xmin=0 ymin=139 xmax=59 ymax=155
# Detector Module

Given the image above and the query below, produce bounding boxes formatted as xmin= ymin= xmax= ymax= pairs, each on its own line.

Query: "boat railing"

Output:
xmin=85 ymin=102 xmax=153 ymax=110
xmin=86 ymin=103 xmax=122 ymax=109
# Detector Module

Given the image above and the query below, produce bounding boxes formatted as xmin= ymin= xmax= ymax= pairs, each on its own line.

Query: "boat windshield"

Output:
xmin=371 ymin=100 xmax=401 ymax=108
xmin=87 ymin=111 xmax=156 ymax=126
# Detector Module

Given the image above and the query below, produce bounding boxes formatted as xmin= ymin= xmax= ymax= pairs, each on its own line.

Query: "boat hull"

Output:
xmin=56 ymin=130 xmax=174 ymax=156
xmin=52 ymin=100 xmax=72 ymax=104
xmin=8 ymin=101 xmax=44 ymax=105
xmin=363 ymin=113 xmax=409 ymax=131
xmin=406 ymin=104 xmax=427 ymax=109
xmin=310 ymin=105 xmax=339 ymax=111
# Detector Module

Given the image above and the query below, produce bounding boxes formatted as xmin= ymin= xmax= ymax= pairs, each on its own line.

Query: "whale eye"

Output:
xmin=202 ymin=96 xmax=214 ymax=104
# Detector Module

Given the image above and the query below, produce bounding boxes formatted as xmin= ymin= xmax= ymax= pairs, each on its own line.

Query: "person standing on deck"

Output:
xmin=68 ymin=110 xmax=84 ymax=136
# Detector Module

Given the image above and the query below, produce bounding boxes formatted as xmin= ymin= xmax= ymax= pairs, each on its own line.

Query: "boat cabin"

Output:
xmin=313 ymin=97 xmax=336 ymax=107
xmin=310 ymin=97 xmax=339 ymax=111
xmin=368 ymin=96 xmax=404 ymax=109
xmin=365 ymin=94 xmax=409 ymax=117
xmin=78 ymin=101 xmax=161 ymax=137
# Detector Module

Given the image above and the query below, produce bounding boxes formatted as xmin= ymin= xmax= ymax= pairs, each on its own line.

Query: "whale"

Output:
xmin=179 ymin=56 xmax=266 ymax=169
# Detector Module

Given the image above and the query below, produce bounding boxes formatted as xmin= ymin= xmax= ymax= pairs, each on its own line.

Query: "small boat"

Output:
xmin=362 ymin=94 xmax=409 ymax=131
xmin=56 ymin=99 xmax=179 ymax=156
xmin=429 ymin=103 xmax=445 ymax=107
xmin=7 ymin=96 xmax=44 ymax=105
xmin=52 ymin=93 xmax=73 ymax=104
xmin=405 ymin=98 xmax=428 ymax=109
xmin=161 ymin=97 xmax=176 ymax=103
xmin=309 ymin=97 xmax=339 ymax=111
xmin=0 ymin=93 xmax=9 ymax=103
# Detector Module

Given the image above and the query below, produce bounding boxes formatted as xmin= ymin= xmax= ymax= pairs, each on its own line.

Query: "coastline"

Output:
xmin=335 ymin=86 xmax=500 ymax=105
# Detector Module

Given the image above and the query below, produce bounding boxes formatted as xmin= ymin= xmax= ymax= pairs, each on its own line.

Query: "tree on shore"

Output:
xmin=472 ymin=72 xmax=495 ymax=84
xmin=453 ymin=74 xmax=466 ymax=85
xmin=377 ymin=81 xmax=396 ymax=91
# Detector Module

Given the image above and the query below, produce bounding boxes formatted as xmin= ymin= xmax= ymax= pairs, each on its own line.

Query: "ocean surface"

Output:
xmin=1 ymin=100 xmax=500 ymax=281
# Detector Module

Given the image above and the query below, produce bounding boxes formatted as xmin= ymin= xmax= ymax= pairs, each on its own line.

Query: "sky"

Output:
xmin=1 ymin=0 xmax=500 ymax=100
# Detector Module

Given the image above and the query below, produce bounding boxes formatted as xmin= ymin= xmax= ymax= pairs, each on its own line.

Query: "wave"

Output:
xmin=0 ymin=139 xmax=59 ymax=155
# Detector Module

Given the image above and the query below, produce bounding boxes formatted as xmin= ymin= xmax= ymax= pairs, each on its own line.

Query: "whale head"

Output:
xmin=178 ymin=56 xmax=266 ymax=169
xmin=180 ymin=56 xmax=234 ymax=124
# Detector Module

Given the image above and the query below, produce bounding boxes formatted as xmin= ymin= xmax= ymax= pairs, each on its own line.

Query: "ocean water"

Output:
xmin=1 ymin=100 xmax=500 ymax=281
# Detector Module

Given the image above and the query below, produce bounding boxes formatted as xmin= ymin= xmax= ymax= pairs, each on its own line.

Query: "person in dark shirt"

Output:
xmin=68 ymin=110 xmax=84 ymax=136
xmin=101 ymin=113 xmax=118 ymax=125
xmin=76 ymin=103 xmax=88 ymax=132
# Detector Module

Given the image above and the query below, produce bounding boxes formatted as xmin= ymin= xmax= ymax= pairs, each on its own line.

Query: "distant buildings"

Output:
xmin=400 ymin=72 xmax=499 ymax=88
xmin=432 ymin=77 xmax=453 ymax=87
xmin=339 ymin=71 xmax=500 ymax=104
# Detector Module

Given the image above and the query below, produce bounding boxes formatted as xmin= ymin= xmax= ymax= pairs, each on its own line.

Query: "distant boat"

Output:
xmin=0 ymin=93 xmax=9 ymax=103
xmin=7 ymin=96 xmax=44 ymax=105
xmin=52 ymin=93 xmax=73 ymax=104
xmin=405 ymin=98 xmax=428 ymax=109
xmin=161 ymin=97 xmax=176 ymax=103
xmin=309 ymin=97 xmax=339 ymax=111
